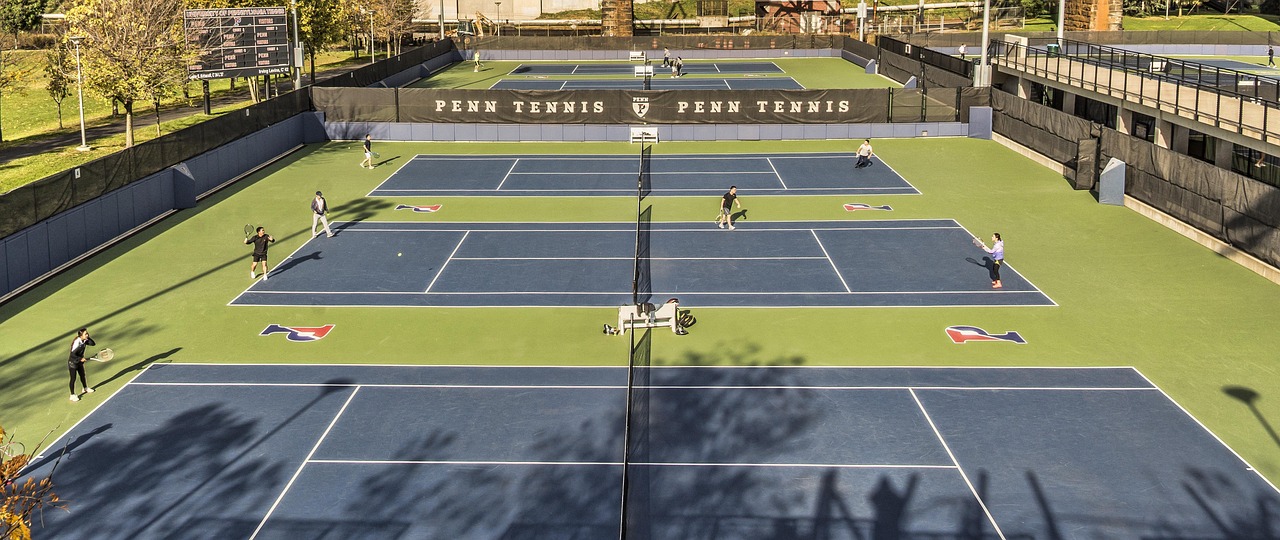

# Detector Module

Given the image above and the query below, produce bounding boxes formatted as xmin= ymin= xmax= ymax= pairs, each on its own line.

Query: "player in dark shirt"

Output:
xmin=245 ymin=226 xmax=275 ymax=280
xmin=716 ymin=186 xmax=741 ymax=230
xmin=67 ymin=328 xmax=95 ymax=402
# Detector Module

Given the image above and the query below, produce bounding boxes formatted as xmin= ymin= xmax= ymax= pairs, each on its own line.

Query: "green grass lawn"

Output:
xmin=4 ymin=136 xmax=1280 ymax=494
xmin=410 ymin=58 xmax=899 ymax=90
xmin=1123 ymin=12 xmax=1280 ymax=30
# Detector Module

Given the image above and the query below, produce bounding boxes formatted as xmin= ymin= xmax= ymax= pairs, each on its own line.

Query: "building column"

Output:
xmin=1061 ymin=92 xmax=1077 ymax=114
xmin=1172 ymin=125 xmax=1190 ymax=154
xmin=1154 ymin=118 xmax=1174 ymax=149
xmin=1215 ymin=139 xmax=1235 ymax=169
xmin=1015 ymin=76 xmax=1033 ymax=99
xmin=1114 ymin=105 xmax=1130 ymax=135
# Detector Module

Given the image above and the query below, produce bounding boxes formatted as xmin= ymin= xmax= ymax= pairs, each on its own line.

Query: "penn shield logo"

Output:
xmin=844 ymin=203 xmax=893 ymax=211
xmin=632 ymin=97 xmax=650 ymax=118
xmin=395 ymin=204 xmax=442 ymax=213
xmin=261 ymin=324 xmax=335 ymax=342
xmin=945 ymin=326 xmax=1026 ymax=344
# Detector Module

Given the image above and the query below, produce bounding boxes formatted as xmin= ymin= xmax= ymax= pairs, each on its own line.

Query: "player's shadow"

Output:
xmin=374 ymin=155 xmax=400 ymax=168
xmin=1224 ymin=386 xmax=1280 ymax=450
xmin=731 ymin=208 xmax=748 ymax=221
xmin=273 ymin=251 xmax=322 ymax=274
xmin=94 ymin=346 xmax=181 ymax=389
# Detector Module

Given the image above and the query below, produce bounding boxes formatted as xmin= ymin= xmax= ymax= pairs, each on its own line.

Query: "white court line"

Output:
xmin=307 ymin=459 xmax=957 ymax=469
xmin=236 ymin=289 xmax=1048 ymax=296
xmin=408 ymin=153 xmax=859 ymax=161
xmin=810 ymin=230 xmax=852 ymax=293
xmin=495 ymin=158 xmax=520 ymax=190
xmin=766 ymin=157 xmax=789 ymax=189
xmin=227 ymin=231 xmax=328 ymax=307
xmin=249 ymin=386 xmax=361 ymax=540
xmin=450 ymin=256 xmax=828 ymax=261
xmin=909 ymin=388 xmax=1007 ymax=540
xmin=374 ymin=186 xmax=917 ymax=192
xmin=22 ymin=364 xmax=157 ymax=471
xmin=507 ymin=171 xmax=778 ymax=176
xmin=363 ymin=147 xmax=421 ymax=198
xmin=570 ymin=64 xmax=579 ymax=75
xmin=333 ymin=225 xmax=964 ymax=233
xmin=128 ymin=382 xmax=1161 ymax=392
xmin=424 ymin=231 xmax=469 ymax=293
xmin=1130 ymin=368 xmax=1280 ymax=495
xmin=162 ymin=362 xmax=1143 ymax=371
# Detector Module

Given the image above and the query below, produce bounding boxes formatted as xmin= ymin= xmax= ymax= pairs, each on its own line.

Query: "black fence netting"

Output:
xmin=841 ymin=36 xmax=877 ymax=64
xmin=324 ymin=87 xmax=908 ymax=124
xmin=315 ymin=39 xmax=457 ymax=88
xmin=1100 ymin=127 xmax=1280 ymax=268
xmin=0 ymin=87 xmax=313 ymax=238
xmin=876 ymin=36 xmax=972 ymax=88
xmin=877 ymin=48 xmax=919 ymax=85
xmin=991 ymin=89 xmax=1099 ymax=184
xmin=469 ymin=34 xmax=841 ymax=51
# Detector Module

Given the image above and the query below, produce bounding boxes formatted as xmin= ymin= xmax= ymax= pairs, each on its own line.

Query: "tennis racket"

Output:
xmin=971 ymin=236 xmax=985 ymax=249
xmin=244 ymin=224 xmax=254 ymax=240
xmin=89 ymin=348 xmax=114 ymax=362
xmin=372 ymin=151 xmax=381 ymax=159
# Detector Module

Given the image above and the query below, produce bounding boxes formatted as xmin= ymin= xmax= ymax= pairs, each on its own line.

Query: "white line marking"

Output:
xmin=495 ymin=159 xmax=520 ymax=190
xmin=909 ymin=389 xmax=1007 ymax=540
xmin=129 ymin=382 xmax=1160 ymax=391
xmin=375 ymin=187 xmax=916 ymax=192
xmin=306 ymin=459 xmax=956 ymax=469
xmin=21 ymin=364 xmax=156 ymax=472
xmin=364 ymin=149 xmax=419 ymax=198
xmin=424 ymin=231 xmax=469 ymax=293
xmin=450 ymin=256 xmax=828 ymax=261
xmin=506 ymin=171 xmax=779 ymax=176
xmin=237 ymin=289 xmax=1047 ymax=296
xmin=249 ymin=387 xmax=361 ymax=539
xmin=810 ymin=229 xmax=852 ymax=293
xmin=766 ymin=157 xmax=788 ymax=189
xmin=333 ymin=226 xmax=964 ymax=233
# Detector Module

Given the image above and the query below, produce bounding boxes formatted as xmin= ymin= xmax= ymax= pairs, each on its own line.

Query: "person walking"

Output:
xmin=245 ymin=226 xmax=275 ymax=280
xmin=359 ymin=134 xmax=374 ymax=169
xmin=67 ymin=328 xmax=95 ymax=402
xmin=716 ymin=186 xmax=741 ymax=230
xmin=1269 ymin=45 xmax=1275 ymax=68
xmin=855 ymin=139 xmax=874 ymax=168
xmin=662 ymin=47 xmax=671 ymax=67
xmin=312 ymin=191 xmax=334 ymax=238
xmin=978 ymin=232 xmax=1004 ymax=289
xmin=958 ymin=43 xmax=967 ymax=61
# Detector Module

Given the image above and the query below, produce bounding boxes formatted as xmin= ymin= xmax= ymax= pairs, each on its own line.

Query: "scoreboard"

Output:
xmin=185 ymin=7 xmax=291 ymax=80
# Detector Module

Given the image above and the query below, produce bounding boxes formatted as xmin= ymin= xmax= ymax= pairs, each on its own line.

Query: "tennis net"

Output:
xmin=632 ymin=144 xmax=653 ymax=306
xmin=618 ymin=326 xmax=652 ymax=539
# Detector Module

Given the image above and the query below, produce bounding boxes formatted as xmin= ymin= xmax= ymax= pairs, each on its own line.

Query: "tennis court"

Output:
xmin=228 ymin=220 xmax=1052 ymax=308
xmin=368 ymin=152 xmax=916 ymax=197
xmin=489 ymin=77 xmax=805 ymax=90
xmin=20 ymin=363 xmax=1276 ymax=538
xmin=509 ymin=61 xmax=785 ymax=75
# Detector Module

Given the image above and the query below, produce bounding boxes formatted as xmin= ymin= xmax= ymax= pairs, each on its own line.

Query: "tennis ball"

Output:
xmin=397 ymin=252 xmax=403 ymax=257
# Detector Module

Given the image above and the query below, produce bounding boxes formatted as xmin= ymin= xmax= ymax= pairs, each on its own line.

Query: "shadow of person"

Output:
xmin=869 ymin=474 xmax=918 ymax=540
xmin=273 ymin=251 xmax=322 ymax=274
xmin=95 ymin=347 xmax=182 ymax=388
xmin=375 ymin=156 xmax=400 ymax=167
xmin=25 ymin=423 xmax=114 ymax=472
xmin=732 ymin=209 xmax=749 ymax=221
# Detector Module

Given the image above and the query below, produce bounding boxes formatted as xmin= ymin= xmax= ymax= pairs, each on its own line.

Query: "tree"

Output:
xmin=67 ymin=0 xmax=190 ymax=147
xmin=43 ymin=41 xmax=73 ymax=130
xmin=297 ymin=0 xmax=350 ymax=82
xmin=372 ymin=0 xmax=416 ymax=58
xmin=0 ymin=426 xmax=63 ymax=540
xmin=0 ymin=44 xmax=29 ymax=142
xmin=0 ymin=0 xmax=47 ymax=49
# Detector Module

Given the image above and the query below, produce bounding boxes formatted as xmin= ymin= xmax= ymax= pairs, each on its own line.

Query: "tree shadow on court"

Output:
xmin=94 ymin=347 xmax=181 ymax=389
xmin=332 ymin=197 xmax=396 ymax=228
xmin=23 ymin=381 xmax=351 ymax=538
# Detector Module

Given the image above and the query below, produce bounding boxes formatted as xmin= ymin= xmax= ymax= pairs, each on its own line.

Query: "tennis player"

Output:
xmin=245 ymin=227 xmax=275 ymax=280
xmin=67 ymin=328 xmax=95 ymax=402
xmin=311 ymin=191 xmax=334 ymax=238
xmin=360 ymin=134 xmax=374 ymax=169
xmin=716 ymin=186 xmax=741 ymax=230
xmin=855 ymin=139 xmax=874 ymax=168
xmin=979 ymin=233 xmax=1004 ymax=288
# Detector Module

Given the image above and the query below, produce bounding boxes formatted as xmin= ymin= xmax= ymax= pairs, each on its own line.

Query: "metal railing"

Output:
xmin=992 ymin=38 xmax=1280 ymax=144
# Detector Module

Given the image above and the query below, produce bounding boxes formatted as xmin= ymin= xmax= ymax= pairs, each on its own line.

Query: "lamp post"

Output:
xmin=69 ymin=35 xmax=89 ymax=152
xmin=291 ymin=0 xmax=302 ymax=88
xmin=495 ymin=1 xmax=501 ymax=37
xmin=361 ymin=8 xmax=375 ymax=62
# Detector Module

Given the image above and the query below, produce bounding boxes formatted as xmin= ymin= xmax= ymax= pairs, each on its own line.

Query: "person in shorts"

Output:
xmin=245 ymin=226 xmax=275 ymax=280
xmin=67 ymin=328 xmax=95 ymax=402
xmin=360 ymin=134 xmax=374 ymax=169
xmin=716 ymin=186 xmax=741 ymax=230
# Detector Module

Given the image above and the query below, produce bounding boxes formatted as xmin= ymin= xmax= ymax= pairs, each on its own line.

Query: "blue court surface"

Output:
xmin=509 ymin=62 xmax=785 ymax=75
xmin=368 ymin=152 xmax=917 ymax=197
xmin=229 ymin=220 xmax=1053 ymax=308
xmin=22 ymin=364 xmax=1278 ymax=538
xmin=489 ymin=77 xmax=805 ymax=90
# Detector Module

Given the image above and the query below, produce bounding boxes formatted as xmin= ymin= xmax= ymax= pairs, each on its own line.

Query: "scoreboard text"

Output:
xmin=185 ymin=7 xmax=291 ymax=80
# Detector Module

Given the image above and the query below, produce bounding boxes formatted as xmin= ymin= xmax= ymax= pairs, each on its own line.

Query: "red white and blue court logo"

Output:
xmin=844 ymin=203 xmax=892 ymax=211
xmin=946 ymin=326 xmax=1026 ymax=344
xmin=261 ymin=324 xmax=335 ymax=342
xmin=395 ymin=204 xmax=442 ymax=213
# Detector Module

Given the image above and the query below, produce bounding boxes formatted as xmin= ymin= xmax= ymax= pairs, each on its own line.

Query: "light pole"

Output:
xmin=291 ymin=0 xmax=302 ymax=88
xmin=495 ymin=2 xmax=501 ymax=37
xmin=361 ymin=8 xmax=375 ymax=62
xmin=69 ymin=36 xmax=89 ymax=152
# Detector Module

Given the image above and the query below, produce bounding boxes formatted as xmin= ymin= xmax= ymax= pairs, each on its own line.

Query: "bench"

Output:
xmin=617 ymin=302 xmax=680 ymax=333
xmin=629 ymin=51 xmax=646 ymax=61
